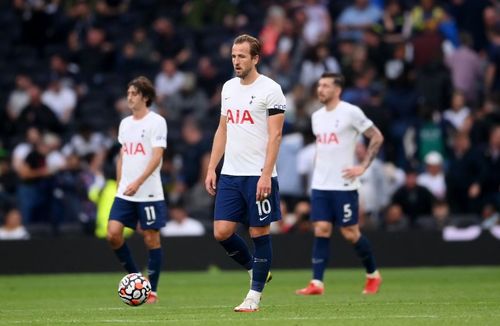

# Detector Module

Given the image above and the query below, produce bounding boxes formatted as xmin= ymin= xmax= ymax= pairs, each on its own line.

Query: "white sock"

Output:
xmin=367 ymin=270 xmax=380 ymax=278
xmin=248 ymin=269 xmax=253 ymax=278
xmin=311 ymin=279 xmax=324 ymax=287
xmin=246 ymin=289 xmax=262 ymax=302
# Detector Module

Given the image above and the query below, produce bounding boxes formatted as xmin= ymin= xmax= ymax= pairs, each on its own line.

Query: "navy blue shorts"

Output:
xmin=109 ymin=197 xmax=167 ymax=230
xmin=214 ymin=175 xmax=281 ymax=227
xmin=311 ymin=189 xmax=359 ymax=227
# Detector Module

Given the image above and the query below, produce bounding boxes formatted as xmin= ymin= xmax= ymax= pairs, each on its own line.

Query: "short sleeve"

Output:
xmin=151 ymin=117 xmax=168 ymax=148
xmin=266 ymin=84 xmax=287 ymax=111
xmin=220 ymin=83 xmax=228 ymax=116
xmin=351 ymin=105 xmax=373 ymax=133
xmin=117 ymin=120 xmax=124 ymax=145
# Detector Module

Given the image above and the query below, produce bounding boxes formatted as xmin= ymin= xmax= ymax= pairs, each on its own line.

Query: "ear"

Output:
xmin=253 ymin=54 xmax=260 ymax=65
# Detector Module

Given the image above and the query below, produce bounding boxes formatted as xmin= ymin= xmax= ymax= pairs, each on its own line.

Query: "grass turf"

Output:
xmin=1 ymin=266 xmax=500 ymax=325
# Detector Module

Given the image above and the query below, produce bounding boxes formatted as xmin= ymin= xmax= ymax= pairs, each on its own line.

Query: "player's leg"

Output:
xmin=338 ymin=190 xmax=381 ymax=294
xmin=138 ymin=200 xmax=167 ymax=303
xmin=296 ymin=190 xmax=333 ymax=295
xmin=107 ymin=220 xmax=139 ymax=273
xmin=107 ymin=198 xmax=140 ymax=274
xmin=340 ymin=225 xmax=382 ymax=294
xmin=234 ymin=177 xmax=280 ymax=312
xmin=143 ymin=229 xmax=162 ymax=303
xmin=214 ymin=176 xmax=253 ymax=271
xmin=214 ymin=220 xmax=254 ymax=270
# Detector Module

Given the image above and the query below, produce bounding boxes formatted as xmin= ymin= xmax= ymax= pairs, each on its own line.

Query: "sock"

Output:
xmin=251 ymin=234 xmax=272 ymax=292
xmin=246 ymin=289 xmax=262 ymax=302
xmin=312 ymin=237 xmax=330 ymax=281
xmin=114 ymin=243 xmax=139 ymax=274
xmin=219 ymin=233 xmax=253 ymax=270
xmin=354 ymin=235 xmax=377 ymax=274
xmin=147 ymin=248 xmax=162 ymax=292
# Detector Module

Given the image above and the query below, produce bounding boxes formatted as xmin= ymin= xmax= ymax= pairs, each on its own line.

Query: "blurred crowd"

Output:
xmin=0 ymin=0 xmax=499 ymax=239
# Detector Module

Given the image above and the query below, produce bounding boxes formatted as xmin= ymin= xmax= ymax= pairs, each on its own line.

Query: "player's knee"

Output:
xmin=314 ymin=223 xmax=331 ymax=237
xmin=213 ymin=228 xmax=231 ymax=242
xmin=106 ymin=231 xmax=123 ymax=247
xmin=341 ymin=228 xmax=360 ymax=243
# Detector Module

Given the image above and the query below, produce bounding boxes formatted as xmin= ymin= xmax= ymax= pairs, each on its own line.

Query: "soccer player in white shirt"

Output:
xmin=296 ymin=73 xmax=384 ymax=296
xmin=107 ymin=76 xmax=168 ymax=304
xmin=205 ymin=34 xmax=286 ymax=312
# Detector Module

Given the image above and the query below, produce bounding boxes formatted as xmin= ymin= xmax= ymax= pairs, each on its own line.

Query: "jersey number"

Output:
xmin=256 ymin=199 xmax=271 ymax=216
xmin=342 ymin=204 xmax=352 ymax=223
xmin=144 ymin=206 xmax=156 ymax=225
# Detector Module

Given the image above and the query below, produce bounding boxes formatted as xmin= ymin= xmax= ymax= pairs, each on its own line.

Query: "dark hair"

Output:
xmin=320 ymin=72 xmax=345 ymax=89
xmin=234 ymin=34 xmax=261 ymax=58
xmin=128 ymin=76 xmax=156 ymax=107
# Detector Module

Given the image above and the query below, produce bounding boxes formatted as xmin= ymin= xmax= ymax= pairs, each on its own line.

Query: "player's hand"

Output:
xmin=342 ymin=165 xmax=366 ymax=180
xmin=205 ymin=170 xmax=217 ymax=196
xmin=123 ymin=180 xmax=141 ymax=196
xmin=256 ymin=175 xmax=271 ymax=201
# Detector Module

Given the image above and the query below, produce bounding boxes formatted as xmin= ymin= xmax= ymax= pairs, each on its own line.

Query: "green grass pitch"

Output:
xmin=1 ymin=267 xmax=500 ymax=325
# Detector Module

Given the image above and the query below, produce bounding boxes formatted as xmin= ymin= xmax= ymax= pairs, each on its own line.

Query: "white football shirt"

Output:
xmin=311 ymin=101 xmax=373 ymax=190
xmin=221 ymin=75 xmax=286 ymax=176
xmin=116 ymin=111 xmax=167 ymax=202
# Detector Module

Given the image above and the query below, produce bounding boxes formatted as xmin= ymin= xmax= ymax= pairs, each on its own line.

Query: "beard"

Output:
xmin=235 ymin=66 xmax=251 ymax=79
xmin=318 ymin=95 xmax=331 ymax=104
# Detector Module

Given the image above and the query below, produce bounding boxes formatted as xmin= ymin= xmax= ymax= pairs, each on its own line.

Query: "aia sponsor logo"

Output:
xmin=316 ymin=132 xmax=339 ymax=144
xmin=226 ymin=109 xmax=254 ymax=124
xmin=123 ymin=142 xmax=146 ymax=155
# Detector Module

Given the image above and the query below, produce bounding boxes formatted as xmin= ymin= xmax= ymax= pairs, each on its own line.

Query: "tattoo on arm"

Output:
xmin=362 ymin=126 xmax=384 ymax=169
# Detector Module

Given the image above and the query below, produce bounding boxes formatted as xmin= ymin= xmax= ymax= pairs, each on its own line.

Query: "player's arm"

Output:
xmin=116 ymin=148 xmax=123 ymax=186
xmin=342 ymin=125 xmax=384 ymax=179
xmin=360 ymin=125 xmax=384 ymax=170
xmin=204 ymin=116 xmax=227 ymax=196
xmin=256 ymin=111 xmax=285 ymax=201
xmin=123 ymin=147 xmax=164 ymax=196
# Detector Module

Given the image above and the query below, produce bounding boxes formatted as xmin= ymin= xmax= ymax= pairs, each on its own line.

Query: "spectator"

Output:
xmin=48 ymin=54 xmax=82 ymax=93
xmin=336 ymin=0 xmax=382 ymax=42
xmin=151 ymin=17 xmax=190 ymax=66
xmin=417 ymin=151 xmax=446 ymax=200
xmin=301 ymin=0 xmax=331 ymax=47
xmin=445 ymin=33 xmax=484 ymax=105
xmin=0 ymin=151 xmax=17 ymax=213
xmin=355 ymin=140 xmax=388 ymax=224
xmin=443 ymin=90 xmax=471 ymax=131
xmin=155 ymin=58 xmax=185 ymax=103
xmin=160 ymin=201 xmax=205 ymax=237
xmin=446 ymin=132 xmax=482 ymax=214
xmin=259 ymin=5 xmax=286 ymax=59
xmin=41 ymin=78 xmax=78 ymax=125
xmin=392 ymin=167 xmax=435 ymax=226
xmin=6 ymin=74 xmax=33 ymax=122
xmin=165 ymin=73 xmax=209 ymax=124
xmin=14 ymin=136 xmax=53 ymax=225
xmin=474 ymin=126 xmax=500 ymax=211
xmin=277 ymin=128 xmax=307 ymax=211
xmin=480 ymin=203 xmax=499 ymax=230
xmin=299 ymin=43 xmax=341 ymax=89
xmin=15 ymin=85 xmax=63 ymax=138
xmin=378 ymin=0 xmax=411 ymax=45
xmin=0 ymin=208 xmax=30 ymax=240
xmin=382 ymin=204 xmax=409 ymax=232
xmin=62 ymin=123 xmax=111 ymax=173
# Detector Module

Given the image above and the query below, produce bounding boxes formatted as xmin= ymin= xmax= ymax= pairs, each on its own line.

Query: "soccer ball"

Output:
xmin=117 ymin=273 xmax=151 ymax=306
